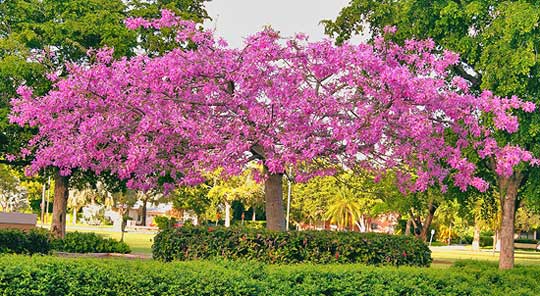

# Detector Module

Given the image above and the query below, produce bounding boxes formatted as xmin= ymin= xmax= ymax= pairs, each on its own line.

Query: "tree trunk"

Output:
xmin=265 ymin=173 xmax=285 ymax=231
xmin=358 ymin=215 xmax=366 ymax=232
xmin=120 ymin=207 xmax=129 ymax=242
xmin=141 ymin=198 xmax=148 ymax=226
xmin=252 ymin=205 xmax=256 ymax=221
xmin=51 ymin=173 xmax=69 ymax=238
xmin=419 ymin=202 xmax=437 ymax=241
xmin=405 ymin=219 xmax=411 ymax=236
xmin=224 ymin=201 xmax=231 ymax=227
xmin=72 ymin=207 xmax=77 ymax=225
xmin=499 ymin=174 xmax=521 ymax=270
xmin=472 ymin=222 xmax=481 ymax=251
xmin=491 ymin=230 xmax=497 ymax=254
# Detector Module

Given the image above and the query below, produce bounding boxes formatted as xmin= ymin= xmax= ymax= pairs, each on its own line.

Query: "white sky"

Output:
xmin=204 ymin=0 xmax=355 ymax=48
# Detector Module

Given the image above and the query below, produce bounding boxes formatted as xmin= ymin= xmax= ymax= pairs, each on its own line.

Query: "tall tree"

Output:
xmin=324 ymin=0 xmax=540 ymax=269
xmin=10 ymin=11 xmax=534 ymax=233
xmin=1 ymin=0 xmax=209 ymax=238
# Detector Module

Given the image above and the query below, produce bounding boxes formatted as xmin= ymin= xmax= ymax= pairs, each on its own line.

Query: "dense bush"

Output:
xmin=153 ymin=216 xmax=178 ymax=230
xmin=52 ymin=232 xmax=131 ymax=254
xmin=0 ymin=229 xmax=50 ymax=255
xmin=0 ymin=256 xmax=537 ymax=295
xmin=153 ymin=226 xmax=431 ymax=266
xmin=514 ymin=239 xmax=538 ymax=244
xmin=480 ymin=236 xmax=494 ymax=247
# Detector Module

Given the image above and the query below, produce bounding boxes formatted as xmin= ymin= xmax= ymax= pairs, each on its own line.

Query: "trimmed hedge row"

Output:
xmin=515 ymin=238 xmax=538 ymax=244
xmin=0 ymin=229 xmax=130 ymax=254
xmin=0 ymin=229 xmax=50 ymax=254
xmin=52 ymin=232 xmax=131 ymax=254
xmin=153 ymin=227 xmax=432 ymax=266
xmin=0 ymin=256 xmax=537 ymax=295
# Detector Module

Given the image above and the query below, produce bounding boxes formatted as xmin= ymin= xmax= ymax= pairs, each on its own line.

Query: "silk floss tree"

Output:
xmin=10 ymin=11 xmax=537 ymax=231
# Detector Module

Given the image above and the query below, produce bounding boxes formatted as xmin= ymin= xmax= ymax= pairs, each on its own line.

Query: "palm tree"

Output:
xmin=325 ymin=188 xmax=363 ymax=231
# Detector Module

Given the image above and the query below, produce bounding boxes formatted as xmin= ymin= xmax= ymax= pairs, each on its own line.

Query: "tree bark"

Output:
xmin=224 ymin=200 xmax=231 ymax=227
xmin=405 ymin=219 xmax=411 ymax=236
xmin=252 ymin=205 xmax=256 ymax=221
xmin=51 ymin=173 xmax=69 ymax=238
xmin=498 ymin=174 xmax=521 ymax=270
xmin=472 ymin=222 xmax=481 ymax=251
xmin=265 ymin=173 xmax=285 ymax=231
xmin=419 ymin=202 xmax=437 ymax=241
xmin=141 ymin=198 xmax=148 ymax=226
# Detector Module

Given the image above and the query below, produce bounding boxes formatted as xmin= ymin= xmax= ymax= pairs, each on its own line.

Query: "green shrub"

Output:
xmin=153 ymin=216 xmax=177 ymax=230
xmin=480 ymin=235 xmax=493 ymax=247
xmin=0 ymin=256 xmax=537 ymax=295
xmin=52 ymin=232 xmax=131 ymax=254
xmin=515 ymin=239 xmax=538 ymax=244
xmin=236 ymin=220 xmax=266 ymax=229
xmin=153 ymin=226 xmax=431 ymax=266
xmin=0 ymin=228 xmax=50 ymax=255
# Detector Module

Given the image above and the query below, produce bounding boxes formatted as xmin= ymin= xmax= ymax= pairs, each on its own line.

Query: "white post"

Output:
xmin=45 ymin=176 xmax=51 ymax=224
xmin=224 ymin=201 xmax=231 ymax=228
xmin=429 ymin=229 xmax=435 ymax=246
xmin=286 ymin=169 xmax=292 ymax=231
xmin=40 ymin=181 xmax=46 ymax=226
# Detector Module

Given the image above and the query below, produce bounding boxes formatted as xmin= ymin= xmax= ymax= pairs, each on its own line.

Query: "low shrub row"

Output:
xmin=0 ymin=229 xmax=130 ymax=254
xmin=0 ymin=229 xmax=50 ymax=254
xmin=0 ymin=256 xmax=537 ymax=295
xmin=153 ymin=226 xmax=432 ymax=266
xmin=514 ymin=238 xmax=538 ymax=244
xmin=52 ymin=232 xmax=131 ymax=254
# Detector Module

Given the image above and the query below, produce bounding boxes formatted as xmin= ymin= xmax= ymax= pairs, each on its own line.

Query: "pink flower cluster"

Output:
xmin=10 ymin=10 xmax=537 ymax=193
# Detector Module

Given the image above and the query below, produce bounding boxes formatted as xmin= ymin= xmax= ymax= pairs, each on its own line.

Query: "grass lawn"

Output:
xmin=62 ymin=227 xmax=540 ymax=266
xmin=66 ymin=228 xmax=155 ymax=255
xmin=430 ymin=246 xmax=540 ymax=267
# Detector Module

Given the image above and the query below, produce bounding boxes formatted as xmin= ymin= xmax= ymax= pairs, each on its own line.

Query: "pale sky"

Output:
xmin=204 ymin=0 xmax=355 ymax=48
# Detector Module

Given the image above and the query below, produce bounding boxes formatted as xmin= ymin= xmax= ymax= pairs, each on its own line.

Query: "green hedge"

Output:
xmin=52 ymin=232 xmax=131 ymax=254
xmin=153 ymin=227 xmax=431 ymax=266
xmin=0 ymin=229 xmax=50 ymax=255
xmin=0 ymin=256 xmax=537 ymax=295
xmin=514 ymin=239 xmax=538 ymax=244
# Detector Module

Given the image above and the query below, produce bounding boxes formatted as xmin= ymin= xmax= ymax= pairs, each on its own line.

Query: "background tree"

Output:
xmin=324 ymin=0 xmax=540 ymax=270
xmin=0 ymin=164 xmax=28 ymax=212
xmin=172 ymin=184 xmax=211 ymax=225
xmin=10 ymin=11 xmax=534 ymax=235
xmin=0 ymin=0 xmax=210 ymax=238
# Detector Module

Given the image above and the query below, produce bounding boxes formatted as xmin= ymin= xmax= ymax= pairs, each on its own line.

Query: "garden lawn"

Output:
xmin=430 ymin=247 xmax=540 ymax=267
xmin=0 ymin=255 xmax=538 ymax=295
xmin=64 ymin=227 xmax=540 ymax=265
xmin=66 ymin=229 xmax=154 ymax=255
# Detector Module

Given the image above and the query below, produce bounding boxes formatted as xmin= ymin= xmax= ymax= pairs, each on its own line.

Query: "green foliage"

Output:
xmin=0 ymin=228 xmax=50 ymax=254
xmin=0 ymin=0 xmax=210 ymax=168
xmin=240 ymin=221 xmax=266 ymax=229
xmin=481 ymin=236 xmax=494 ymax=247
xmin=153 ymin=215 xmax=178 ymax=230
xmin=514 ymin=238 xmax=538 ymax=244
xmin=172 ymin=184 xmax=212 ymax=217
xmin=152 ymin=226 xmax=432 ymax=266
xmin=51 ymin=231 xmax=131 ymax=254
xmin=0 ymin=256 xmax=539 ymax=295
xmin=0 ymin=0 xmax=136 ymax=161
xmin=128 ymin=0 xmax=211 ymax=55
xmin=291 ymin=171 xmax=397 ymax=227
xmin=323 ymin=0 xmax=540 ymax=205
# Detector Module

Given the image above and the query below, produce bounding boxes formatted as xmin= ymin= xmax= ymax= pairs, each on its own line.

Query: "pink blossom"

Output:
xmin=8 ymin=12 xmax=536 ymax=194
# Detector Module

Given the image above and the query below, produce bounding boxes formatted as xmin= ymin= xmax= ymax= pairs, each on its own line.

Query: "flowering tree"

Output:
xmin=10 ymin=11 xmax=536 ymax=231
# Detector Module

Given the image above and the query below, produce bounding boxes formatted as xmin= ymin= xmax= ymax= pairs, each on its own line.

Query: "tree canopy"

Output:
xmin=9 ymin=10 xmax=536 ymax=232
